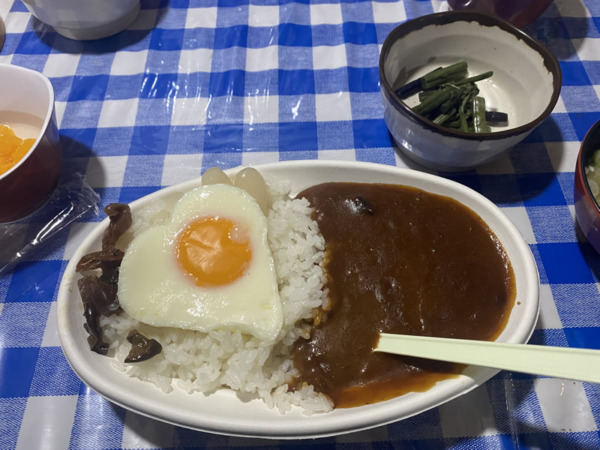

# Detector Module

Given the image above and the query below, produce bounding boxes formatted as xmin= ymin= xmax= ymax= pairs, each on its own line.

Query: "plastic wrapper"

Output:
xmin=0 ymin=173 xmax=100 ymax=274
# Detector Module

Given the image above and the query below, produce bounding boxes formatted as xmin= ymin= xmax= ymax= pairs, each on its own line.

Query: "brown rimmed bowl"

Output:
xmin=379 ymin=11 xmax=562 ymax=171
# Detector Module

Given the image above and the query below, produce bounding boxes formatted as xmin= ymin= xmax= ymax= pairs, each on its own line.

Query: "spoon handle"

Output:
xmin=376 ymin=333 xmax=600 ymax=383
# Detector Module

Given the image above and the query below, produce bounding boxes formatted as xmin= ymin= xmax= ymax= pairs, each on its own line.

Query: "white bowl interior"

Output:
xmin=0 ymin=64 xmax=55 ymax=178
xmin=0 ymin=64 xmax=52 ymax=124
xmin=57 ymin=161 xmax=539 ymax=439
xmin=384 ymin=20 xmax=555 ymax=130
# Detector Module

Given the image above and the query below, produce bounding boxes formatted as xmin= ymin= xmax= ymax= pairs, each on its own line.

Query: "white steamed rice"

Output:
xmin=99 ymin=177 xmax=333 ymax=414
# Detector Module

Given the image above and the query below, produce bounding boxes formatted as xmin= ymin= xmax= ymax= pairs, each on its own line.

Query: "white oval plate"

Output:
xmin=57 ymin=160 xmax=540 ymax=439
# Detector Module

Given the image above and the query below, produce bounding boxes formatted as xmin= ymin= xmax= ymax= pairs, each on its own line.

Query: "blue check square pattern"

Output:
xmin=1 ymin=0 xmax=600 ymax=448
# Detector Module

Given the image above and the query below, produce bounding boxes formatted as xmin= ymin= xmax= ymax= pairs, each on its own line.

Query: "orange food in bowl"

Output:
xmin=0 ymin=124 xmax=36 ymax=176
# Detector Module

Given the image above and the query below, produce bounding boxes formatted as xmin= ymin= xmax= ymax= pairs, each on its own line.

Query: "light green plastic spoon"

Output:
xmin=376 ymin=333 xmax=600 ymax=383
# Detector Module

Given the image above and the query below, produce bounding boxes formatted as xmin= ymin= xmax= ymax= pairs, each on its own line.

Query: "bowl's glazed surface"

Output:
xmin=575 ymin=120 xmax=600 ymax=253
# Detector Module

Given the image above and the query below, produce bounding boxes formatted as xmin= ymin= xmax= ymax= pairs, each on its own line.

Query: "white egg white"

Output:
xmin=117 ymin=183 xmax=283 ymax=342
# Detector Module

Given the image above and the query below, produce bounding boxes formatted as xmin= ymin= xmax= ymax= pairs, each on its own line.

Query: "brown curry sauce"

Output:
xmin=292 ymin=182 xmax=516 ymax=408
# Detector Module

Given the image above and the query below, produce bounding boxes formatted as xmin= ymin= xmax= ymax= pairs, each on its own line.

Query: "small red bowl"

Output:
xmin=0 ymin=64 xmax=61 ymax=223
xmin=447 ymin=0 xmax=554 ymax=29
xmin=574 ymin=119 xmax=600 ymax=253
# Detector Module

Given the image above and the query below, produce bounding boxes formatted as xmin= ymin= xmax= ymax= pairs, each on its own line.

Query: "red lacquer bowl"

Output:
xmin=447 ymin=0 xmax=554 ymax=29
xmin=574 ymin=120 xmax=600 ymax=253
xmin=0 ymin=64 xmax=61 ymax=223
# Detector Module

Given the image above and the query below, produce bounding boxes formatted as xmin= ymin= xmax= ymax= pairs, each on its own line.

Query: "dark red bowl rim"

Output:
xmin=379 ymin=11 xmax=562 ymax=141
xmin=577 ymin=119 xmax=600 ymax=214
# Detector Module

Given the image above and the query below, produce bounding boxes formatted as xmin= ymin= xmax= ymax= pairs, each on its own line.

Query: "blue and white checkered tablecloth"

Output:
xmin=1 ymin=0 xmax=600 ymax=448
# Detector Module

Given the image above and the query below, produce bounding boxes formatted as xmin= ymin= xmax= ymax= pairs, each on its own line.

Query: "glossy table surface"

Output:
xmin=1 ymin=0 xmax=600 ymax=448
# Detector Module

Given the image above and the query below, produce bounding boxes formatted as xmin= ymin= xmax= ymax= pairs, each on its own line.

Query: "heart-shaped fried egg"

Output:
xmin=117 ymin=183 xmax=283 ymax=342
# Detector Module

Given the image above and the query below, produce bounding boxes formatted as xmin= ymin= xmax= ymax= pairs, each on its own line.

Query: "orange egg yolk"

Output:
xmin=0 ymin=125 xmax=35 ymax=176
xmin=176 ymin=216 xmax=252 ymax=287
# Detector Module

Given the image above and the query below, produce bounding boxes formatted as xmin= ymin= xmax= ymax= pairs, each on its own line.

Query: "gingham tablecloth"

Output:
xmin=1 ymin=0 xmax=600 ymax=448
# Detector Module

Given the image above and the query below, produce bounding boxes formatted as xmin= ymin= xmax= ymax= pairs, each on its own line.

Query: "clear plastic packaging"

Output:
xmin=0 ymin=173 xmax=100 ymax=274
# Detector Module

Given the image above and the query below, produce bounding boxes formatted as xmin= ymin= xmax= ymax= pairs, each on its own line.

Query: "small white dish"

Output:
xmin=57 ymin=160 xmax=539 ymax=439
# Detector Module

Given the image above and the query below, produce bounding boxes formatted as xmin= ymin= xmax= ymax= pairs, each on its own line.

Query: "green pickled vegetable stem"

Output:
xmin=454 ymin=71 xmax=494 ymax=86
xmin=458 ymin=93 xmax=472 ymax=132
xmin=412 ymin=87 xmax=452 ymax=115
xmin=397 ymin=61 xmax=506 ymax=134
xmin=421 ymin=61 xmax=468 ymax=90
xmin=433 ymin=108 xmax=457 ymax=126
xmin=472 ymin=96 xmax=491 ymax=133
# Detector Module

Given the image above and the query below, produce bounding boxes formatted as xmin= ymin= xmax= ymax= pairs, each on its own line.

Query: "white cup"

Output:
xmin=22 ymin=0 xmax=141 ymax=40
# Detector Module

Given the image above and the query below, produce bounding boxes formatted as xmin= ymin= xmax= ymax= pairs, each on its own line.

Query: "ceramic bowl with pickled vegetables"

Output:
xmin=575 ymin=119 xmax=600 ymax=254
xmin=379 ymin=11 xmax=561 ymax=171
xmin=0 ymin=63 xmax=61 ymax=223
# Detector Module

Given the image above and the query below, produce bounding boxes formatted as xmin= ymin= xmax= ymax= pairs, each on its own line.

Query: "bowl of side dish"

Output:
xmin=379 ymin=11 xmax=561 ymax=171
xmin=575 ymin=119 xmax=600 ymax=253
xmin=0 ymin=63 xmax=61 ymax=223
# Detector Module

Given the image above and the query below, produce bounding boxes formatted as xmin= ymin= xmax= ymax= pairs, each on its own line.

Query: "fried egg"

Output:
xmin=117 ymin=183 xmax=283 ymax=342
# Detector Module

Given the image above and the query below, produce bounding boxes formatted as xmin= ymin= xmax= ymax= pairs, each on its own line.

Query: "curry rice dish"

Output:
xmin=76 ymin=174 xmax=515 ymax=413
